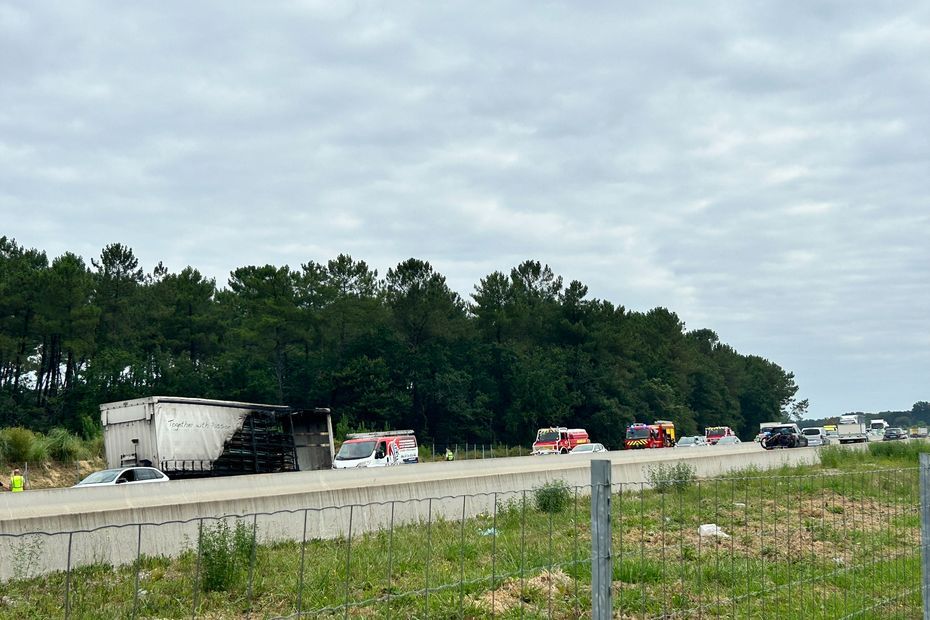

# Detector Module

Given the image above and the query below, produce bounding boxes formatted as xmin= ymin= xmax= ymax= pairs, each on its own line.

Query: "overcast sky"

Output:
xmin=2 ymin=1 xmax=928 ymax=417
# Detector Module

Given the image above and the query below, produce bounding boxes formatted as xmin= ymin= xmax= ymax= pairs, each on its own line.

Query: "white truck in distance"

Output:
xmin=836 ymin=414 xmax=868 ymax=444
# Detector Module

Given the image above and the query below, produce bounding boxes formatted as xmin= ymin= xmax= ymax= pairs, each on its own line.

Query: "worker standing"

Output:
xmin=10 ymin=468 xmax=24 ymax=493
xmin=445 ymin=448 xmax=455 ymax=461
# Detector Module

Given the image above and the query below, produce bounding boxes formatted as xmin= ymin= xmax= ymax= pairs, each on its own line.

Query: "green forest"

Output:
xmin=0 ymin=237 xmax=806 ymax=448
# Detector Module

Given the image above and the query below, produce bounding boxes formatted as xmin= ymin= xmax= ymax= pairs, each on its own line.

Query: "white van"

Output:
xmin=333 ymin=430 xmax=419 ymax=469
xmin=801 ymin=427 xmax=830 ymax=447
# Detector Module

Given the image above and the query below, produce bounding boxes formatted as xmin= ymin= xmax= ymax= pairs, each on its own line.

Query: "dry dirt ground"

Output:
xmin=1 ymin=458 xmax=105 ymax=490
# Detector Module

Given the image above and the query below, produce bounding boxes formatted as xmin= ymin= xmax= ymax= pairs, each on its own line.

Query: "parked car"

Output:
xmin=882 ymin=427 xmax=908 ymax=441
xmin=676 ymin=436 xmax=709 ymax=448
xmin=760 ymin=424 xmax=809 ymax=450
xmin=570 ymin=442 xmax=607 ymax=454
xmin=715 ymin=436 xmax=742 ymax=446
xmin=73 ymin=466 xmax=170 ymax=488
xmin=801 ymin=427 xmax=830 ymax=447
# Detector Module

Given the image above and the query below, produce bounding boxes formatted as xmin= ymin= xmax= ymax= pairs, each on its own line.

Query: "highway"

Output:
xmin=0 ymin=443 xmax=828 ymax=580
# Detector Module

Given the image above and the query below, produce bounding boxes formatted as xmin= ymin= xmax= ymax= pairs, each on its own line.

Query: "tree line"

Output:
xmin=0 ymin=237 xmax=805 ymax=447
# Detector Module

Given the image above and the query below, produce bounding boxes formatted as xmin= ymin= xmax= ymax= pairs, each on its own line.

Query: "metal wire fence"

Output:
xmin=0 ymin=462 xmax=923 ymax=619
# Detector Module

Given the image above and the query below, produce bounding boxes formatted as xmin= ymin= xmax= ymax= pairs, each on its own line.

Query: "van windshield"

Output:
xmin=335 ymin=440 xmax=376 ymax=460
xmin=626 ymin=427 xmax=650 ymax=440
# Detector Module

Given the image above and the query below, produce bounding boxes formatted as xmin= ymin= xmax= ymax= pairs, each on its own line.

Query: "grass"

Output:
xmin=0 ymin=426 xmax=101 ymax=468
xmin=0 ymin=446 xmax=922 ymax=619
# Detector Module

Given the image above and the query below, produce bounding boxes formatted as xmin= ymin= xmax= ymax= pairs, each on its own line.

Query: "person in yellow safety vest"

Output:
xmin=10 ymin=468 xmax=24 ymax=493
xmin=445 ymin=448 xmax=455 ymax=461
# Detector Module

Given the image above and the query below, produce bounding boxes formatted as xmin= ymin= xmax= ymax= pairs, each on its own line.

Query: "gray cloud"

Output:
xmin=2 ymin=0 xmax=928 ymax=414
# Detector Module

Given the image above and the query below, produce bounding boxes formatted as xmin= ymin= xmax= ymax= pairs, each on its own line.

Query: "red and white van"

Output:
xmin=532 ymin=427 xmax=589 ymax=455
xmin=332 ymin=430 xmax=419 ymax=469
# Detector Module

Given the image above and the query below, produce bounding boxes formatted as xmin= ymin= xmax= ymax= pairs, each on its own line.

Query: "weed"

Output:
xmin=646 ymin=462 xmax=696 ymax=493
xmin=534 ymin=480 xmax=571 ymax=514
xmin=198 ymin=519 xmax=254 ymax=592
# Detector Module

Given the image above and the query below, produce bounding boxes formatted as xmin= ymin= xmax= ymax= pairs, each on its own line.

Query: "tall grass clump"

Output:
xmin=534 ymin=480 xmax=571 ymax=513
xmin=198 ymin=519 xmax=255 ymax=592
xmin=868 ymin=441 xmax=930 ymax=462
xmin=0 ymin=427 xmax=47 ymax=464
xmin=646 ymin=462 xmax=696 ymax=493
xmin=44 ymin=428 xmax=88 ymax=461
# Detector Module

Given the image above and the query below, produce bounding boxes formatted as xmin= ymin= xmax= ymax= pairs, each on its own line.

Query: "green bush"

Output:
xmin=646 ymin=461 xmax=696 ymax=493
xmin=86 ymin=434 xmax=105 ymax=459
xmin=534 ymin=480 xmax=571 ymax=514
xmin=0 ymin=427 xmax=46 ymax=464
xmin=198 ymin=519 xmax=255 ymax=592
xmin=44 ymin=428 xmax=88 ymax=461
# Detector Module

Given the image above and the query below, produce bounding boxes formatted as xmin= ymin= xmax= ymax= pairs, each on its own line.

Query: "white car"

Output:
xmin=73 ymin=466 xmax=170 ymax=488
xmin=570 ymin=443 xmax=607 ymax=454
xmin=801 ymin=427 xmax=830 ymax=447
xmin=715 ymin=436 xmax=742 ymax=446
xmin=676 ymin=436 xmax=709 ymax=447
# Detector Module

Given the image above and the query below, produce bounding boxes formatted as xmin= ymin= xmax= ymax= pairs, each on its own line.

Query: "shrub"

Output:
xmin=198 ymin=519 xmax=255 ymax=592
xmin=44 ymin=428 xmax=88 ymax=461
xmin=646 ymin=462 xmax=695 ymax=493
xmin=0 ymin=427 xmax=46 ymax=464
xmin=534 ymin=480 xmax=571 ymax=514
xmin=86 ymin=435 xmax=105 ymax=459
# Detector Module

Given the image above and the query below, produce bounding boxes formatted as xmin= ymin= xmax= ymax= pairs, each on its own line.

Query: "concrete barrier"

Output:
xmin=0 ymin=444 xmax=828 ymax=580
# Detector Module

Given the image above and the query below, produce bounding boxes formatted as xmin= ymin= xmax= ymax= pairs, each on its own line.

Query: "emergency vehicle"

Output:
xmin=532 ymin=427 xmax=589 ymax=454
xmin=332 ymin=430 xmax=419 ymax=469
xmin=704 ymin=426 xmax=735 ymax=445
xmin=624 ymin=420 xmax=676 ymax=449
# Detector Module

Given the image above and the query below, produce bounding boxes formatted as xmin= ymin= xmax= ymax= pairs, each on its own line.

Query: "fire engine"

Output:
xmin=624 ymin=420 xmax=676 ymax=449
xmin=532 ymin=427 xmax=589 ymax=454
xmin=704 ymin=426 xmax=735 ymax=445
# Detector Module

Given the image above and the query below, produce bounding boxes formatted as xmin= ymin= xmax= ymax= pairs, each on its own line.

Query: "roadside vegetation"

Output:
xmin=0 ymin=427 xmax=103 ymax=488
xmin=1 ymin=446 xmax=921 ymax=619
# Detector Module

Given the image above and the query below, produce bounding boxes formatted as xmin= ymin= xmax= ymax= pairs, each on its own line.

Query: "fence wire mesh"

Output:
xmin=0 ymin=464 xmax=923 ymax=619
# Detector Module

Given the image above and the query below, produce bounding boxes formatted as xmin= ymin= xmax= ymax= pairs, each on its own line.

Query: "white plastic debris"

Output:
xmin=698 ymin=523 xmax=730 ymax=538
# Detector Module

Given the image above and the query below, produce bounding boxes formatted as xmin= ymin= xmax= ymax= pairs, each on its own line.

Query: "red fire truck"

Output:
xmin=624 ymin=420 xmax=676 ymax=449
xmin=704 ymin=426 xmax=735 ymax=445
xmin=532 ymin=427 xmax=589 ymax=454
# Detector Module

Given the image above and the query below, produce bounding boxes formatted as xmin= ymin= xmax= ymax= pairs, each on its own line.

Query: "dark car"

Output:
xmin=882 ymin=427 xmax=907 ymax=441
xmin=761 ymin=424 xmax=809 ymax=450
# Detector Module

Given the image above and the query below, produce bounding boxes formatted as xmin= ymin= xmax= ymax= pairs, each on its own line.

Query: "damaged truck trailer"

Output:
xmin=100 ymin=396 xmax=335 ymax=478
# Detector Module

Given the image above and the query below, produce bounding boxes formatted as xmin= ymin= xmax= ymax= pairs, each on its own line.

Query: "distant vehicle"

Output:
xmin=869 ymin=419 xmax=889 ymax=432
xmin=756 ymin=422 xmax=781 ymax=442
xmin=333 ymin=431 xmax=419 ymax=469
xmin=570 ymin=442 xmax=607 ymax=454
xmin=100 ymin=396 xmax=335 ymax=479
xmin=532 ymin=427 xmax=590 ymax=454
xmin=676 ymin=436 xmax=709 ymax=448
xmin=74 ymin=466 xmax=169 ymax=488
xmin=715 ymin=436 xmax=742 ymax=446
xmin=836 ymin=415 xmax=868 ymax=444
xmin=910 ymin=427 xmax=928 ymax=438
xmin=704 ymin=426 xmax=735 ymax=445
xmin=801 ymin=427 xmax=830 ymax=447
xmin=760 ymin=424 xmax=809 ymax=450
xmin=624 ymin=420 xmax=676 ymax=449
xmin=882 ymin=427 xmax=907 ymax=441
